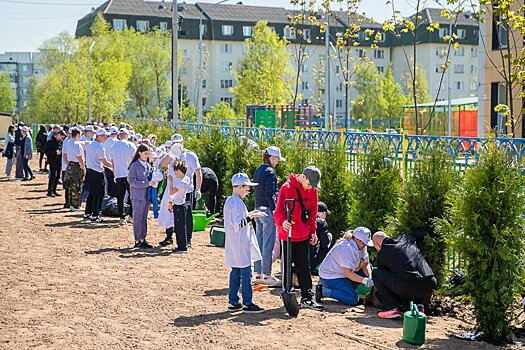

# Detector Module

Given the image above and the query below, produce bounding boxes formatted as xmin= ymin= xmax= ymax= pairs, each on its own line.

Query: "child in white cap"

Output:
xmin=224 ymin=173 xmax=267 ymax=313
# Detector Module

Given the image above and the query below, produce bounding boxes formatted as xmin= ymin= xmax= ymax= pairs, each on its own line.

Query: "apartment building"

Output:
xmin=76 ymin=0 xmax=391 ymax=118
xmin=0 ymin=52 xmax=43 ymax=112
xmin=390 ymin=8 xmax=478 ymax=102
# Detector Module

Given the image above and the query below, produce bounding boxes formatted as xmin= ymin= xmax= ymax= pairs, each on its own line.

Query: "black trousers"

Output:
xmin=85 ymin=169 xmax=105 ymax=217
xmin=372 ymin=268 xmax=437 ymax=311
xmin=281 ymin=239 xmax=313 ymax=299
xmin=115 ymin=177 xmax=132 ymax=219
xmin=185 ymin=192 xmax=195 ymax=243
xmin=105 ymin=167 xmax=117 ymax=198
xmin=173 ymin=204 xmax=188 ymax=249
xmin=201 ymin=178 xmax=218 ymax=214
xmin=22 ymin=157 xmax=33 ymax=178
xmin=39 ymin=151 xmax=47 ymax=169
xmin=47 ymin=161 xmax=61 ymax=193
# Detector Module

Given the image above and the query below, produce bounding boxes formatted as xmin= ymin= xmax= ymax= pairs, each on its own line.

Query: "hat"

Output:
xmin=129 ymin=131 xmax=135 ymax=137
xmin=85 ymin=125 xmax=94 ymax=132
xmin=231 ymin=173 xmax=258 ymax=187
xmin=265 ymin=146 xmax=286 ymax=162
xmin=303 ymin=165 xmax=321 ymax=188
xmin=353 ymin=227 xmax=373 ymax=247
xmin=96 ymin=128 xmax=109 ymax=137
xmin=165 ymin=141 xmax=173 ymax=148
xmin=21 ymin=126 xmax=29 ymax=133
xmin=171 ymin=133 xmax=184 ymax=143
xmin=118 ymin=128 xmax=129 ymax=135
xmin=135 ymin=133 xmax=143 ymax=141
xmin=318 ymin=202 xmax=330 ymax=215
xmin=77 ymin=125 xmax=85 ymax=132
xmin=109 ymin=126 xmax=118 ymax=134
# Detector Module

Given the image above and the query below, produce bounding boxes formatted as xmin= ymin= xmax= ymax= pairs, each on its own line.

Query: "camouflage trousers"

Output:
xmin=65 ymin=162 xmax=84 ymax=208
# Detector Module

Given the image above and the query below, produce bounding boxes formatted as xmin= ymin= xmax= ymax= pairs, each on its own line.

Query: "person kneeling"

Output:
xmin=315 ymin=227 xmax=374 ymax=306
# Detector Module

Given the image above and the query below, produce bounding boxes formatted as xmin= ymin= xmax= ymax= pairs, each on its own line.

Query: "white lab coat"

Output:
xmin=224 ymin=194 xmax=262 ymax=268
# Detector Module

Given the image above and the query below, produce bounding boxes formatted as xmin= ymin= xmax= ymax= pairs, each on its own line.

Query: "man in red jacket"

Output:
xmin=274 ymin=166 xmax=323 ymax=310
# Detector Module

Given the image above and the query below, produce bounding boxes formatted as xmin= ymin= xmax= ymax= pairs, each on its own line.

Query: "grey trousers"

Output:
xmin=132 ymin=199 xmax=149 ymax=242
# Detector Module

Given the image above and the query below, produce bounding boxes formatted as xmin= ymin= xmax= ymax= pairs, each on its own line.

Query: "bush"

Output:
xmin=390 ymin=145 xmax=456 ymax=287
xmin=438 ymin=139 xmax=525 ymax=343
xmin=348 ymin=142 xmax=401 ymax=233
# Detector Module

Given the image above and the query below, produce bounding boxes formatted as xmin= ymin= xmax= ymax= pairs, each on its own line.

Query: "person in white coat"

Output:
xmin=224 ymin=173 xmax=267 ymax=314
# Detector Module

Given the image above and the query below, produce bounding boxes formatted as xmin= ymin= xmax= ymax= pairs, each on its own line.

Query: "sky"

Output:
xmin=0 ymin=0 xmax=451 ymax=53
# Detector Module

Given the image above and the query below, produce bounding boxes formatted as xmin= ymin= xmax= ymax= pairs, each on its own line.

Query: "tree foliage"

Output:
xmin=0 ymin=73 xmax=15 ymax=113
xmin=352 ymin=62 xmax=386 ymax=119
xmin=382 ymin=64 xmax=407 ymax=119
xmin=402 ymin=65 xmax=430 ymax=106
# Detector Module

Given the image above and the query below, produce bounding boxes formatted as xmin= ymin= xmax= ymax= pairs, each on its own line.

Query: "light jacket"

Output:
xmin=224 ymin=194 xmax=262 ymax=268
xmin=128 ymin=160 xmax=150 ymax=201
xmin=22 ymin=135 xmax=33 ymax=160
xmin=274 ymin=173 xmax=318 ymax=242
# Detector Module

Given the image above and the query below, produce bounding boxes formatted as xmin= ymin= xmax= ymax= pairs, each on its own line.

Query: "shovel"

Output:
xmin=281 ymin=199 xmax=300 ymax=317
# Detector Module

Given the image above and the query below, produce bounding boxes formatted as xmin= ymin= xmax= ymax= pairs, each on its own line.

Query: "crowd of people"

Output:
xmin=1 ymin=122 xmax=437 ymax=319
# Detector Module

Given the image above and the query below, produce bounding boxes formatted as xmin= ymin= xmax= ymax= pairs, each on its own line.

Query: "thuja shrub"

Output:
xmin=443 ymin=140 xmax=525 ymax=343
xmin=348 ymin=142 xmax=402 ymax=233
xmin=390 ymin=145 xmax=456 ymax=287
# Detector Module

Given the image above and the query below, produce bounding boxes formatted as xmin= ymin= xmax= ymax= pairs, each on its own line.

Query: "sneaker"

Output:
xmin=119 ymin=218 xmax=127 ymax=225
xmin=21 ymin=178 xmax=29 ymax=181
xmin=69 ymin=206 xmax=82 ymax=212
xmin=228 ymin=303 xmax=243 ymax=312
xmin=172 ymin=247 xmax=187 ymax=254
xmin=300 ymin=298 xmax=324 ymax=311
xmin=140 ymin=241 xmax=153 ymax=249
xmin=46 ymin=192 xmax=55 ymax=197
xmin=242 ymin=303 xmax=265 ymax=314
xmin=133 ymin=241 xmax=141 ymax=248
xmin=378 ymin=309 xmax=402 ymax=319
xmin=254 ymin=274 xmax=265 ymax=285
xmin=417 ymin=304 xmax=425 ymax=314
xmin=187 ymin=242 xmax=192 ymax=248
xmin=53 ymin=192 xmax=61 ymax=197
xmin=82 ymin=214 xmax=91 ymax=221
xmin=91 ymin=216 xmax=105 ymax=224
xmin=159 ymin=238 xmax=173 ymax=246
xmin=263 ymin=274 xmax=281 ymax=287
xmin=313 ymin=284 xmax=323 ymax=303
xmin=29 ymin=176 xmax=35 ymax=181
xmin=127 ymin=216 xmax=133 ymax=223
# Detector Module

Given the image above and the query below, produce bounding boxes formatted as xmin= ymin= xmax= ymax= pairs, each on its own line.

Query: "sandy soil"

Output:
xmin=0 ymin=156 xmax=516 ymax=349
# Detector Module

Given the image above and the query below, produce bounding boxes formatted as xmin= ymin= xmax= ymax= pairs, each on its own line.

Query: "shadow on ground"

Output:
xmin=172 ymin=307 xmax=291 ymax=327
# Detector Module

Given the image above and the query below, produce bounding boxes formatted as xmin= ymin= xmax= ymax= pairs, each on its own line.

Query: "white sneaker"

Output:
xmin=119 ymin=218 xmax=127 ymax=225
xmin=254 ymin=274 xmax=264 ymax=285
xmin=263 ymin=274 xmax=281 ymax=287
xmin=69 ymin=206 xmax=82 ymax=212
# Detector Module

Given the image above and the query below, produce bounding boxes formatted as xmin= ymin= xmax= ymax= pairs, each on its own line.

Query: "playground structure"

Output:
xmin=402 ymin=97 xmax=478 ymax=137
xmin=245 ymin=104 xmax=316 ymax=129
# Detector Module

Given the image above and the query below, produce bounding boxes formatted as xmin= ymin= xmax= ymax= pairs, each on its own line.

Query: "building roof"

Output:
xmin=418 ymin=8 xmax=477 ymax=26
xmin=196 ymin=2 xmax=291 ymax=23
xmin=404 ymin=97 xmax=478 ymax=108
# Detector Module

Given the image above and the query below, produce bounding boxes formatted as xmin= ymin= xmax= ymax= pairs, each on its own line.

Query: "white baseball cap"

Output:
xmin=231 ymin=173 xmax=258 ymax=187
xmin=353 ymin=227 xmax=373 ymax=247
xmin=135 ymin=133 xmax=142 ymax=141
xmin=21 ymin=126 xmax=30 ymax=133
xmin=171 ymin=133 xmax=184 ymax=143
xmin=109 ymin=126 xmax=118 ymax=134
xmin=96 ymin=128 xmax=109 ymax=137
xmin=265 ymin=146 xmax=286 ymax=162
xmin=118 ymin=128 xmax=129 ymax=135
xmin=85 ymin=125 xmax=94 ymax=132
xmin=165 ymin=141 xmax=173 ymax=148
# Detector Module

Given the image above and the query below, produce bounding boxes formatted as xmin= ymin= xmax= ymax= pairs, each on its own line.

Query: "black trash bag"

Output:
xmin=101 ymin=195 xmax=129 ymax=217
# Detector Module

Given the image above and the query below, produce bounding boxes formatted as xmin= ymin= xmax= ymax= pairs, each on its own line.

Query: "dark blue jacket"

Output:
xmin=253 ymin=164 xmax=278 ymax=211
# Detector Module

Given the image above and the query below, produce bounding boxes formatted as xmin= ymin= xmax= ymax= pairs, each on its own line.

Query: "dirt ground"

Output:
xmin=0 ymin=156 xmax=518 ymax=350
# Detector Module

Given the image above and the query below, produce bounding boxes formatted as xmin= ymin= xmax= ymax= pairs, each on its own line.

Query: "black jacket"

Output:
xmin=253 ymin=164 xmax=278 ymax=211
xmin=44 ymin=136 xmax=62 ymax=166
xmin=36 ymin=131 xmax=47 ymax=152
xmin=310 ymin=218 xmax=333 ymax=270
xmin=376 ymin=235 xmax=434 ymax=281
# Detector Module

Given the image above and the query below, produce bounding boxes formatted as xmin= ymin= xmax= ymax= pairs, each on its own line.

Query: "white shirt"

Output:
xmin=111 ymin=139 xmax=136 ymax=178
xmin=178 ymin=150 xmax=201 ymax=193
xmin=80 ymin=134 xmax=93 ymax=142
xmin=223 ymin=194 xmax=262 ymax=268
xmin=61 ymin=137 xmax=72 ymax=171
xmin=67 ymin=140 xmax=84 ymax=162
xmin=170 ymin=175 xmax=190 ymax=205
xmin=85 ymin=140 xmax=106 ymax=173
xmin=104 ymin=136 xmax=118 ymax=161
xmin=319 ymin=239 xmax=369 ymax=280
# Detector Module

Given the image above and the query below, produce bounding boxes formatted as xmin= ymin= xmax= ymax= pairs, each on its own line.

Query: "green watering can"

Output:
xmin=192 ymin=211 xmax=220 ymax=231
xmin=209 ymin=226 xmax=226 ymax=247
xmin=403 ymin=301 xmax=427 ymax=345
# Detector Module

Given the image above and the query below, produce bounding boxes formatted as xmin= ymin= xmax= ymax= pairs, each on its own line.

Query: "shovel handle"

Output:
xmin=284 ymin=199 xmax=295 ymax=222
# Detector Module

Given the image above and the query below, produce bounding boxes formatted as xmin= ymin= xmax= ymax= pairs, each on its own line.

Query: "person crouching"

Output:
xmin=224 ymin=173 xmax=267 ymax=314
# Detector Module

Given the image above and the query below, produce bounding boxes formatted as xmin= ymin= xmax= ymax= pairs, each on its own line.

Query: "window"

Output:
xmin=471 ymin=65 xmax=476 ymax=74
xmin=439 ymin=28 xmax=448 ymax=38
xmin=357 ymin=49 xmax=365 ymax=58
xmin=269 ymin=27 xmax=276 ymax=33
xmin=284 ymin=27 xmax=295 ymax=39
xmin=336 ymin=82 xmax=343 ymax=91
xmin=336 ymin=99 xmax=343 ymax=108
xmin=243 ymin=26 xmax=252 ymax=37
xmin=473 ymin=29 xmax=479 ymax=40
xmin=454 ymin=64 xmax=464 ymax=73
xmin=202 ymin=80 xmax=206 ymax=88
xmin=456 ymin=81 xmax=464 ymax=90
xmin=113 ymin=19 xmax=127 ymax=31
xmin=222 ymin=25 xmax=234 ymax=36
xmin=221 ymin=62 xmax=233 ymax=72
xmin=301 ymin=81 xmax=309 ymax=90
xmin=335 ymin=66 xmax=340 ymax=74
xmin=357 ymin=31 xmax=365 ymax=41
xmin=301 ymin=64 xmax=308 ymax=73
xmin=20 ymin=76 xmax=27 ymax=84
xmin=220 ymin=79 xmax=233 ymax=89
xmin=21 ymin=65 xmax=28 ymax=72
xmin=492 ymin=16 xmax=508 ymax=49
xmin=136 ymin=20 xmax=149 ymax=31
xmin=454 ymin=47 xmax=465 ymax=56
xmin=378 ymin=32 xmax=386 ymax=42
xmin=301 ymin=99 xmax=309 ymax=105
xmin=221 ymin=44 xmax=233 ymax=53
xmin=180 ymin=67 xmax=187 ymax=74
xmin=470 ymin=82 xmax=477 ymax=91
xmin=377 ymin=66 xmax=385 ymax=74
xmin=21 ymin=88 xmax=27 ymax=95
xmin=159 ymin=22 xmax=168 ymax=31
xmin=435 ymin=64 xmax=442 ymax=73
xmin=435 ymin=46 xmax=446 ymax=57
xmin=182 ymin=49 xmax=188 ymax=57
xmin=457 ymin=29 xmax=466 ymax=39
xmin=200 ymin=24 xmax=207 ymax=35
xmin=471 ymin=47 xmax=477 ymax=57
xmin=220 ymin=97 xmax=233 ymax=105
xmin=374 ymin=49 xmax=385 ymax=59
xmin=302 ymin=29 xmax=311 ymax=41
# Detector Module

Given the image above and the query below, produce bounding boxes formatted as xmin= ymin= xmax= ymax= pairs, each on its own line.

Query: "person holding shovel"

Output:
xmin=274 ymin=166 xmax=324 ymax=311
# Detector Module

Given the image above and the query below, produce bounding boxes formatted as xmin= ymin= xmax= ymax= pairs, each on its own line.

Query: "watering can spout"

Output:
xmin=205 ymin=212 xmax=220 ymax=225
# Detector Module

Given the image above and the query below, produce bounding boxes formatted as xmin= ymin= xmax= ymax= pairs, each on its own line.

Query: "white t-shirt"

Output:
xmin=319 ymin=239 xmax=369 ymax=280
xmin=111 ymin=139 xmax=136 ymax=179
xmin=170 ymin=175 xmax=190 ymax=205
xmin=178 ymin=150 xmax=201 ymax=193
xmin=66 ymin=140 xmax=84 ymax=163
xmin=80 ymin=134 xmax=93 ymax=142
xmin=61 ymin=137 xmax=72 ymax=171
xmin=85 ymin=140 xmax=106 ymax=173
xmin=104 ymin=136 xmax=118 ymax=161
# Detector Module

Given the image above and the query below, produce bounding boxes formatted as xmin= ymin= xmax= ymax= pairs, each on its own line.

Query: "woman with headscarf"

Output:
xmin=35 ymin=125 xmax=48 ymax=172
xmin=2 ymin=125 xmax=16 ymax=178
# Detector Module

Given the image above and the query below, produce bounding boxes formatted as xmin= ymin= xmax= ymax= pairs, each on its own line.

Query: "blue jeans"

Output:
xmin=5 ymin=157 xmax=14 ymax=176
xmin=320 ymin=269 xmax=367 ymax=306
xmin=254 ymin=207 xmax=276 ymax=275
xmin=228 ymin=266 xmax=253 ymax=306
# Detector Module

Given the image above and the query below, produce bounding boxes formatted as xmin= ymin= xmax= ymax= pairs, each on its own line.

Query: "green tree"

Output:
xmin=381 ymin=64 xmax=407 ymax=119
xmin=0 ymin=73 xmax=15 ymax=113
xmin=402 ymin=65 xmax=430 ymax=106
xmin=233 ymin=21 xmax=292 ymax=111
xmin=351 ymin=62 xmax=386 ymax=120
xmin=210 ymin=102 xmax=235 ymax=119
xmin=37 ymin=31 xmax=76 ymax=73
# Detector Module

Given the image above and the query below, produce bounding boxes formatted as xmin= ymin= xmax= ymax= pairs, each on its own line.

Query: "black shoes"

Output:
xmin=228 ymin=303 xmax=242 ymax=312
xmin=313 ymin=284 xmax=323 ymax=304
xmin=242 ymin=303 xmax=265 ymax=314
xmin=300 ymin=298 xmax=324 ymax=311
xmin=140 ymin=241 xmax=153 ymax=249
xmin=53 ymin=192 xmax=61 ymax=197
xmin=133 ymin=241 xmax=141 ymax=248
xmin=172 ymin=247 xmax=187 ymax=254
xmin=159 ymin=238 xmax=173 ymax=247
xmin=46 ymin=192 xmax=55 ymax=197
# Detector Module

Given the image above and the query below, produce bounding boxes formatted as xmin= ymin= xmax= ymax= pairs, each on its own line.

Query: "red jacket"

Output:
xmin=274 ymin=173 xmax=318 ymax=242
